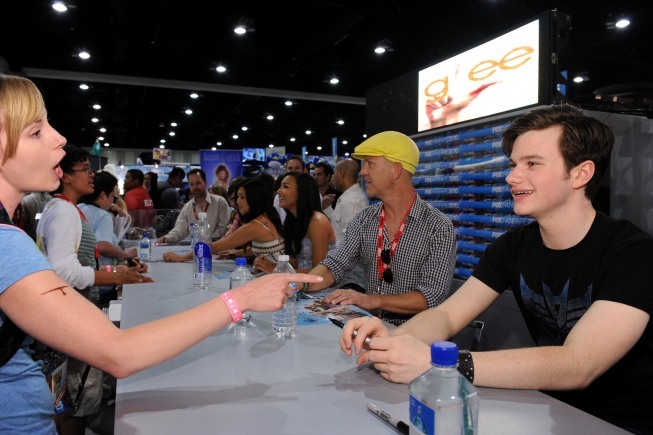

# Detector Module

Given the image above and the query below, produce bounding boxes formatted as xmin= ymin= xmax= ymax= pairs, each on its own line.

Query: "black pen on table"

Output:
xmin=328 ymin=317 xmax=372 ymax=345
xmin=367 ymin=403 xmax=409 ymax=435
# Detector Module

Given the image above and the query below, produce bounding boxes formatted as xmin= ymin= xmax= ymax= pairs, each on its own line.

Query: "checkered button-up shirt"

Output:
xmin=321 ymin=195 xmax=456 ymax=325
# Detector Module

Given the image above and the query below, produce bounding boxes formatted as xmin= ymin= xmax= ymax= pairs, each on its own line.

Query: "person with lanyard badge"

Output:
xmin=0 ymin=74 xmax=323 ymax=434
xmin=303 ymin=131 xmax=457 ymax=326
xmin=337 ymin=106 xmax=653 ymax=434
xmin=157 ymin=168 xmax=230 ymax=244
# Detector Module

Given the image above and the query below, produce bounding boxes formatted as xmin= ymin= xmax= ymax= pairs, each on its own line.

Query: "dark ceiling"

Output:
xmin=1 ymin=0 xmax=652 ymax=158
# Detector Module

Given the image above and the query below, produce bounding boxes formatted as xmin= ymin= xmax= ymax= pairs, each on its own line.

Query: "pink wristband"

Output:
xmin=219 ymin=291 xmax=243 ymax=323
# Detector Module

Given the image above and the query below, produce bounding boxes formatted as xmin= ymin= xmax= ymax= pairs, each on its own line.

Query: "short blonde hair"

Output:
xmin=0 ymin=75 xmax=45 ymax=163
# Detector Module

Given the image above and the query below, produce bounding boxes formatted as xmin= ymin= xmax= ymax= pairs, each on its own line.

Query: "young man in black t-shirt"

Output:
xmin=339 ymin=105 xmax=653 ymax=432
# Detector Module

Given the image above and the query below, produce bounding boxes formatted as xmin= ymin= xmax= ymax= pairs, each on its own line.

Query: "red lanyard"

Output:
xmin=376 ymin=191 xmax=416 ymax=280
xmin=54 ymin=194 xmax=88 ymax=223
xmin=192 ymin=200 xmax=210 ymax=221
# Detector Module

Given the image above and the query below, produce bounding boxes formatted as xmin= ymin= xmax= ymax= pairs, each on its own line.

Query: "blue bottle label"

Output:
xmin=409 ymin=395 xmax=434 ymax=435
xmin=194 ymin=242 xmax=212 ymax=273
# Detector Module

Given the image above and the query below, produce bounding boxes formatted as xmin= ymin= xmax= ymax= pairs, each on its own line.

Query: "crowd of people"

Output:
xmin=1 ymin=73 xmax=652 ymax=434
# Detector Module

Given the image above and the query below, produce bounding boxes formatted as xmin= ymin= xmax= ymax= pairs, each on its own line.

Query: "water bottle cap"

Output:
xmin=430 ymin=341 xmax=458 ymax=366
xmin=278 ymin=254 xmax=289 ymax=262
xmin=235 ymin=257 xmax=247 ymax=267
xmin=142 ymin=232 xmax=149 ymax=238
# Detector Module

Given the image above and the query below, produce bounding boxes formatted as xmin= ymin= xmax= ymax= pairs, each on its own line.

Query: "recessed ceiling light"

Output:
xmin=159 ymin=144 xmax=165 ymax=149
xmin=329 ymin=77 xmax=339 ymax=85
xmin=232 ymin=134 xmax=239 ymax=139
xmin=290 ymin=137 xmax=296 ymax=142
xmin=285 ymin=100 xmax=293 ymax=106
xmin=336 ymin=119 xmax=344 ymax=125
xmin=103 ymin=143 xmax=110 ymax=147
xmin=160 ymin=139 xmax=166 ymax=143
xmin=615 ymin=18 xmax=630 ymax=29
xmin=216 ymin=141 xmax=222 ymax=146
xmin=374 ymin=47 xmax=386 ymax=54
xmin=216 ymin=65 xmax=227 ymax=73
xmin=317 ymin=146 xmax=323 ymax=151
xmin=92 ymin=104 xmax=101 ymax=110
xmin=52 ymin=2 xmax=67 ymax=13
xmin=343 ymin=140 xmax=348 ymax=145
xmin=212 ymin=147 xmax=216 ymax=151
xmin=266 ymin=115 xmax=274 ymax=121
xmin=190 ymin=92 xmax=199 ymax=99
xmin=170 ymin=122 xmax=177 ymax=127
xmin=184 ymin=109 xmax=193 ymax=115
xmin=344 ymin=152 xmax=350 ymax=156
xmin=305 ymin=130 xmax=312 ymax=135
xmin=269 ymin=144 xmax=274 ymax=148
xmin=99 ymin=127 xmax=106 ymax=133
xmin=98 ymin=136 xmax=104 ymax=141
xmin=573 ymin=76 xmax=584 ymax=83
xmin=169 ymin=131 xmax=176 ymax=136
xmin=234 ymin=26 xmax=247 ymax=35
xmin=78 ymin=51 xmax=91 ymax=60
xmin=242 ymin=126 xmax=248 ymax=131
xmin=304 ymin=151 xmax=308 ymax=155
xmin=79 ymin=84 xmax=89 ymax=90
xmin=91 ymin=117 xmax=99 ymax=123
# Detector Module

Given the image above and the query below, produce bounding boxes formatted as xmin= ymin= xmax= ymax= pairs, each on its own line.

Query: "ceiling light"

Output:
xmin=573 ymin=76 xmax=584 ymax=83
xmin=305 ymin=130 xmax=312 ymax=135
xmin=615 ymin=18 xmax=630 ymax=29
xmin=234 ymin=18 xmax=254 ymax=35
xmin=343 ymin=140 xmax=348 ymax=145
xmin=269 ymin=144 xmax=274 ymax=148
xmin=170 ymin=122 xmax=177 ymax=127
xmin=78 ymin=51 xmax=91 ymax=60
xmin=190 ymin=92 xmax=199 ymax=99
xmin=329 ymin=77 xmax=339 ymax=85
xmin=232 ymin=134 xmax=239 ymax=139
xmin=212 ymin=147 xmax=216 ymax=151
xmin=79 ymin=84 xmax=89 ymax=90
xmin=217 ymin=141 xmax=222 ymax=146
xmin=242 ymin=126 xmax=248 ymax=131
xmin=169 ymin=131 xmax=176 ymax=136
xmin=52 ymin=2 xmax=67 ymax=13
xmin=362 ymin=134 xmax=367 ymax=138
xmin=266 ymin=114 xmax=274 ymax=121
xmin=290 ymin=137 xmax=296 ymax=142
xmin=184 ymin=109 xmax=193 ymax=115
xmin=160 ymin=139 xmax=166 ymax=143
xmin=317 ymin=146 xmax=323 ymax=151
xmin=99 ymin=127 xmax=106 ymax=133
xmin=304 ymin=151 xmax=309 ymax=155
xmin=285 ymin=100 xmax=293 ymax=106
xmin=374 ymin=39 xmax=393 ymax=55
xmin=98 ymin=136 xmax=104 ymax=141
xmin=336 ymin=119 xmax=344 ymax=125
xmin=344 ymin=152 xmax=350 ymax=157
xmin=92 ymin=104 xmax=101 ymax=110
xmin=103 ymin=143 xmax=110 ymax=147
xmin=91 ymin=117 xmax=99 ymax=123
xmin=216 ymin=65 xmax=227 ymax=73
xmin=159 ymin=144 xmax=165 ymax=149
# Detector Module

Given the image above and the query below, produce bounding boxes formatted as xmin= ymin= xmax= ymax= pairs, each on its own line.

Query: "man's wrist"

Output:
xmin=457 ymin=350 xmax=474 ymax=383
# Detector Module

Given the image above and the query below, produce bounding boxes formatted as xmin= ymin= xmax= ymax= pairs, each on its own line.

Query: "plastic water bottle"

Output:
xmin=139 ymin=232 xmax=151 ymax=262
xmin=271 ymin=255 xmax=297 ymax=337
xmin=229 ymin=257 xmax=253 ymax=289
xmin=193 ymin=212 xmax=212 ymax=290
xmin=409 ymin=341 xmax=479 ymax=434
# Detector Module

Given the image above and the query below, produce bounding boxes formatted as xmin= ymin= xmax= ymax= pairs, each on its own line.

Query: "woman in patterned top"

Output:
xmin=163 ymin=177 xmax=284 ymax=263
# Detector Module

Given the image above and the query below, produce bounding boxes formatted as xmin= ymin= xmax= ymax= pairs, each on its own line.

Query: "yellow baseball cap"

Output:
xmin=351 ymin=131 xmax=420 ymax=174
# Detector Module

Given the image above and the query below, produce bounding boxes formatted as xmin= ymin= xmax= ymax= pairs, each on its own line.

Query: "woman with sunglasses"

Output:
xmin=0 ymin=74 xmax=321 ymax=432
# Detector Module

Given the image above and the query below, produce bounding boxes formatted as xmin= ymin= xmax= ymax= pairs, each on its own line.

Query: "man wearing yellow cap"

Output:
xmin=305 ymin=131 xmax=456 ymax=325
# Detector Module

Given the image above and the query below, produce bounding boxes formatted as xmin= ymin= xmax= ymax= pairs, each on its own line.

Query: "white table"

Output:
xmin=115 ymin=261 xmax=628 ymax=434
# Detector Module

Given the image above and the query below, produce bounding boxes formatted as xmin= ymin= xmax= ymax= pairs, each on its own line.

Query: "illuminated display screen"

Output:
xmin=417 ymin=19 xmax=540 ymax=132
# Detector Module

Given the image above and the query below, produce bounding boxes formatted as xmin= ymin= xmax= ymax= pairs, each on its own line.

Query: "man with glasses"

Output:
xmin=305 ymin=131 xmax=457 ymax=325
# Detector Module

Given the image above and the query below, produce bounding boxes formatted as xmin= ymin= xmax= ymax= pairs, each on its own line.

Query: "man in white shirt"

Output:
xmin=331 ymin=158 xmax=369 ymax=291
xmin=157 ymin=168 xmax=230 ymax=243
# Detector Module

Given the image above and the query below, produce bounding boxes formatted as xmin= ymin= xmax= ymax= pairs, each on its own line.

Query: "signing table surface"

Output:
xmin=115 ymin=255 xmax=627 ymax=434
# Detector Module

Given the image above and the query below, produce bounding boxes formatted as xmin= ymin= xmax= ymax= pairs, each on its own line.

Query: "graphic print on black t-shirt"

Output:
xmin=519 ymin=275 xmax=592 ymax=346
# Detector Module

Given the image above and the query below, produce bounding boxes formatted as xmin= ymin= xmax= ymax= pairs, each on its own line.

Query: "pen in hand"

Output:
xmin=328 ymin=317 xmax=372 ymax=345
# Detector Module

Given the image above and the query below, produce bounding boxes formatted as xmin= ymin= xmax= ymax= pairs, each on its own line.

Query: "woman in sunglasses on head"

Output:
xmin=0 ymin=74 xmax=322 ymax=433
